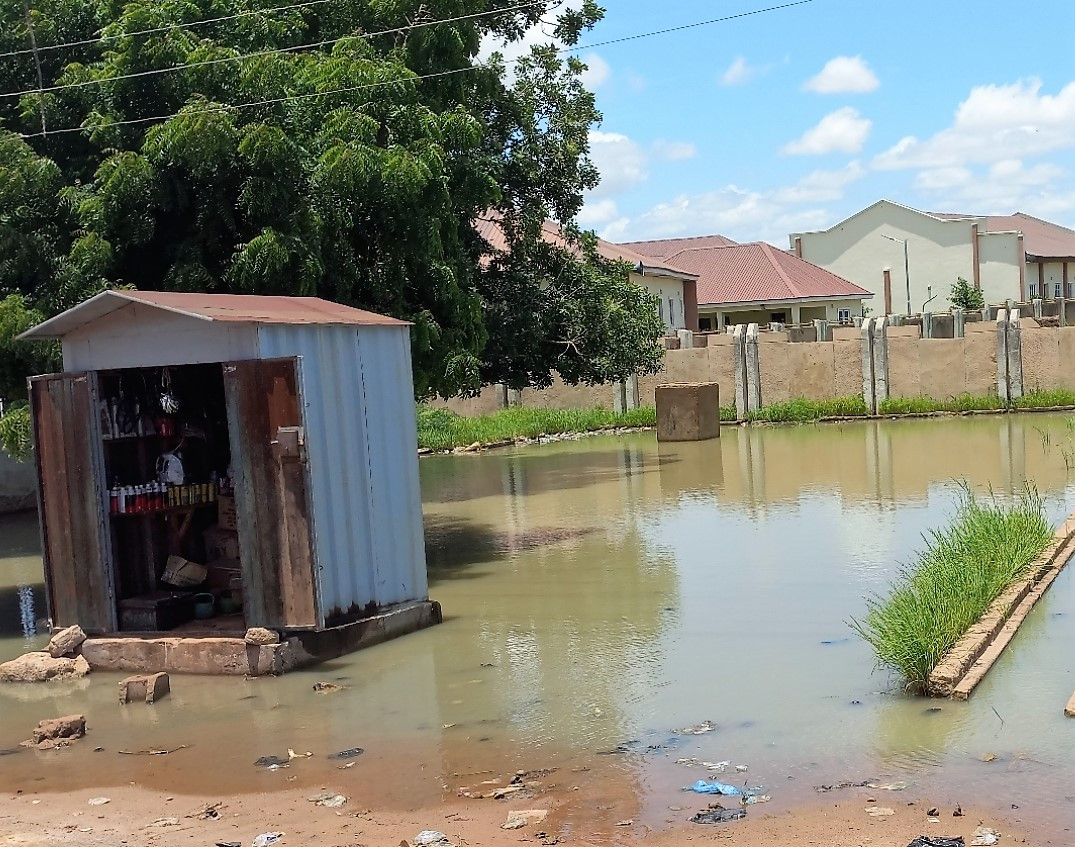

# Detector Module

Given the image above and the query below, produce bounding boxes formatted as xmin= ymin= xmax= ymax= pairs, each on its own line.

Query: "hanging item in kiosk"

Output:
xmin=159 ymin=367 xmax=180 ymax=414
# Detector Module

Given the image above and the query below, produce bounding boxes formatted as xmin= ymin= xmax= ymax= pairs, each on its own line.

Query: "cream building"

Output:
xmin=790 ymin=200 xmax=1075 ymax=314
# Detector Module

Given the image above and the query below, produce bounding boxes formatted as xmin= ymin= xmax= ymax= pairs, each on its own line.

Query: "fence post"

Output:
xmin=1032 ymin=298 xmax=1044 ymax=321
xmin=613 ymin=381 xmax=627 ymax=414
xmin=625 ymin=374 xmax=639 ymax=410
xmin=860 ymin=317 xmax=876 ymax=414
xmin=509 ymin=388 xmax=522 ymax=407
xmin=732 ymin=325 xmax=747 ymax=420
xmin=1008 ymin=309 xmax=1023 ymax=401
xmin=922 ymin=311 xmax=933 ymax=339
xmin=953 ymin=308 xmax=965 ymax=338
xmin=745 ymin=323 xmax=762 ymax=413
xmin=677 ymin=329 xmax=694 ymax=350
xmin=813 ymin=318 xmax=830 ymax=342
xmin=996 ymin=308 xmax=1009 ymax=404
xmin=495 ymin=384 xmax=509 ymax=409
xmin=872 ymin=316 xmax=890 ymax=408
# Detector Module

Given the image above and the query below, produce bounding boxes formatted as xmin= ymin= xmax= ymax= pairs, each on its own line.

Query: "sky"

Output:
xmin=492 ymin=0 xmax=1075 ymax=246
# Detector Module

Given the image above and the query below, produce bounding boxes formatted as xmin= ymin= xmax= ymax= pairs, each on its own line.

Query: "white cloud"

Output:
xmin=772 ymin=160 xmax=866 ymax=204
xmin=721 ymin=56 xmax=764 ymax=86
xmin=579 ymin=52 xmax=611 ymax=89
xmin=588 ymin=130 xmax=649 ymax=197
xmin=478 ymin=0 xmax=585 ymax=81
xmin=652 ymin=139 xmax=697 ymax=161
xmin=914 ymin=158 xmax=1073 ymax=216
xmin=783 ymin=107 xmax=872 ymax=155
xmin=803 ymin=55 xmax=880 ymax=94
xmin=914 ymin=166 xmax=973 ymax=191
xmin=874 ymin=79 xmax=1075 ymax=170
xmin=578 ymin=198 xmax=621 ymax=228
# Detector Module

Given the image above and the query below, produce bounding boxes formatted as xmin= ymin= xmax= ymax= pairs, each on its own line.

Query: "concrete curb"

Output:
xmin=927 ymin=514 xmax=1075 ymax=699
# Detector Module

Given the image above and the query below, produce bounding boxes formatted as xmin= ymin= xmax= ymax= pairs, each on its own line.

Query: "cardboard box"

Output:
xmin=217 ymin=495 xmax=237 ymax=532
xmin=204 ymin=526 xmax=240 ymax=561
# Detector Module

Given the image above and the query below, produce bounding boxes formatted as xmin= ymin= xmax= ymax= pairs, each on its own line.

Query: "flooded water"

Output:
xmin=3 ymin=414 xmax=1075 ymax=833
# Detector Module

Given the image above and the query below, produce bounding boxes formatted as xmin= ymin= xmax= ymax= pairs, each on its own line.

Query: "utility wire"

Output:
xmin=0 ymin=0 xmax=335 ymax=59
xmin=0 ymin=1 xmax=545 ymax=99
xmin=17 ymin=0 xmax=817 ymax=139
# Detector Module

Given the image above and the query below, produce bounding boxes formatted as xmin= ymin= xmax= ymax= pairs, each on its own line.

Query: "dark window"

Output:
xmin=698 ymin=317 xmax=713 ymax=331
xmin=770 ymin=312 xmax=786 ymax=323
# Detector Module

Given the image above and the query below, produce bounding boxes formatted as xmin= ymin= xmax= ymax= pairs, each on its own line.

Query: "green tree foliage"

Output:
xmin=950 ymin=276 xmax=985 ymax=311
xmin=0 ymin=0 xmax=664 ymax=410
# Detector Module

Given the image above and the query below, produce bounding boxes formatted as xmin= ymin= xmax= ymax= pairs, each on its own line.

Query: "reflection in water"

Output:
xmin=2 ymin=415 xmax=1075 ymax=833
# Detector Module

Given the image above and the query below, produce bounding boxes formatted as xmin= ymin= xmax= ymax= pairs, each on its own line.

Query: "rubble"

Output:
xmin=47 ymin=625 xmax=87 ymax=658
xmin=22 ymin=714 xmax=86 ymax=749
xmin=0 ymin=652 xmax=90 ymax=683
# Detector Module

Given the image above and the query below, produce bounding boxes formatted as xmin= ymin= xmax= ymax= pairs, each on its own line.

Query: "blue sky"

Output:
xmin=523 ymin=0 xmax=1075 ymax=245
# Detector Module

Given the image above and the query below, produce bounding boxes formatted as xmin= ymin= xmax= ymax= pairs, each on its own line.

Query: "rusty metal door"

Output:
xmin=30 ymin=372 xmax=115 ymax=632
xmin=223 ymin=358 xmax=318 ymax=629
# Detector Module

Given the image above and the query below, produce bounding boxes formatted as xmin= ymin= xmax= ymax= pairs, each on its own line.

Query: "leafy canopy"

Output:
xmin=0 ymin=0 xmax=664 ymax=411
xmin=950 ymin=276 xmax=985 ymax=311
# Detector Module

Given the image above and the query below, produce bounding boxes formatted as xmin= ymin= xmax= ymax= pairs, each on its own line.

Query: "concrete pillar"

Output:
xmin=813 ymin=319 xmax=830 ymax=342
xmin=495 ymin=384 xmax=509 ymax=409
xmin=981 ymin=306 xmax=991 ymax=323
xmin=1008 ymin=309 xmax=1023 ymax=401
xmin=769 ymin=322 xmax=785 ymax=333
xmin=1033 ymin=298 xmax=1044 ymax=320
xmin=922 ymin=311 xmax=933 ymax=339
xmin=732 ymin=325 xmax=747 ymax=421
xmin=625 ymin=374 xmax=640 ymax=410
xmin=745 ymin=323 xmax=762 ymax=413
xmin=508 ymin=388 xmax=522 ymax=407
xmin=677 ymin=329 xmax=694 ymax=350
xmin=860 ymin=317 xmax=876 ymax=415
xmin=852 ymin=315 xmax=864 ymax=328
xmin=996 ymin=308 xmax=1010 ymax=403
xmin=872 ymin=316 xmax=890 ymax=407
xmin=613 ymin=381 xmax=627 ymax=414
xmin=791 ymin=304 xmax=802 ymax=324
xmin=953 ymin=308 xmax=965 ymax=338
xmin=888 ymin=314 xmax=903 ymax=328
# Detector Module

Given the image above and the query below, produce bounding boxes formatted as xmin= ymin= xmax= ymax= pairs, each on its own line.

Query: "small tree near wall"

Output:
xmin=950 ymin=277 xmax=985 ymax=311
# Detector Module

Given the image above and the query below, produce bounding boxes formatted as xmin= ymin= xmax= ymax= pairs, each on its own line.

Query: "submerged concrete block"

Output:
xmin=655 ymin=382 xmax=721 ymax=442
xmin=118 ymin=672 xmax=170 ymax=704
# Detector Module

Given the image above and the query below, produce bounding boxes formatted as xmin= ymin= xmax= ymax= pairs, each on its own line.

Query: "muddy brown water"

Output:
xmin=2 ymin=415 xmax=1075 ymax=835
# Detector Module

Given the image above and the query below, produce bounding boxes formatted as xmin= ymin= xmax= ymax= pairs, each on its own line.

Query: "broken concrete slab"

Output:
xmin=0 ymin=652 xmax=90 ymax=683
xmin=503 ymin=810 xmax=548 ymax=830
xmin=22 ymin=714 xmax=86 ymax=749
xmin=47 ymin=625 xmax=87 ymax=658
xmin=118 ymin=672 xmax=170 ymax=704
xmin=244 ymin=627 xmax=280 ymax=646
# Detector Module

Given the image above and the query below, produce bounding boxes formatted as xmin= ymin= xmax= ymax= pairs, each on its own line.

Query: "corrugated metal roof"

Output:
xmin=663 ymin=242 xmax=872 ymax=307
xmin=931 ymin=211 xmax=1075 ymax=259
xmin=619 ymin=234 xmax=739 ymax=259
xmin=475 ymin=215 xmax=698 ymax=280
xmin=19 ymin=290 xmax=409 ymax=340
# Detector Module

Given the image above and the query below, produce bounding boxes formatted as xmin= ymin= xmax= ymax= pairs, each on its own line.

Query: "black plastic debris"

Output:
xmin=690 ymin=806 xmax=746 ymax=824
xmin=328 ymin=747 xmax=365 ymax=760
xmin=907 ymin=838 xmax=965 ymax=847
xmin=254 ymin=755 xmax=289 ymax=767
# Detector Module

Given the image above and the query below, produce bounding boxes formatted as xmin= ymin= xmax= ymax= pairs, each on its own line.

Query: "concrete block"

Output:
xmin=31 ymin=715 xmax=85 ymax=744
xmin=47 ymin=625 xmax=87 ymax=659
xmin=953 ymin=308 xmax=965 ymax=338
xmin=119 ymin=672 xmax=170 ymax=704
xmin=655 ymin=383 xmax=721 ymax=442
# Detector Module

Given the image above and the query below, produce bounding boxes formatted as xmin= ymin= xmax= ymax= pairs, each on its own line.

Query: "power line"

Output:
xmin=0 ymin=1 xmax=545 ymax=99
xmin=0 ymin=0 xmax=334 ymax=59
xmin=17 ymin=0 xmax=817 ymax=139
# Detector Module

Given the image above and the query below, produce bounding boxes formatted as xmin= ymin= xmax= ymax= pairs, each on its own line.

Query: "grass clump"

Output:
xmin=746 ymin=396 xmax=868 ymax=423
xmin=850 ymin=486 xmax=1053 ymax=689
xmin=720 ymin=404 xmax=737 ymax=422
xmin=878 ymin=394 xmax=1005 ymax=415
xmin=1014 ymin=389 xmax=1075 ymax=409
xmin=416 ymin=405 xmax=657 ymax=451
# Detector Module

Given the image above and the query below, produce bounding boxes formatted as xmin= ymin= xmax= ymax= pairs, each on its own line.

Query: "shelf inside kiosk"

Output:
xmin=98 ymin=363 xmax=245 ymax=632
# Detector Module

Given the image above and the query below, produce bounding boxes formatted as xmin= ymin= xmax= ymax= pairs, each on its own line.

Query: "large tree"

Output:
xmin=0 ymin=0 xmax=664 ymax=415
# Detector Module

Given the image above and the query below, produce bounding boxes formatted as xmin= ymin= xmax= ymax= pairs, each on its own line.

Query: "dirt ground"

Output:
xmin=0 ymin=781 xmax=1050 ymax=847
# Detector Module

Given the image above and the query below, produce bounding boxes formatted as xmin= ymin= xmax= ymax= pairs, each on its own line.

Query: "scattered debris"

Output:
xmin=216 ymin=842 xmax=241 ymax=847
xmin=874 ymin=781 xmax=908 ymax=791
xmin=0 ymin=652 xmax=90 ymax=683
xmin=674 ymin=720 xmax=716 ymax=735
xmin=413 ymin=831 xmax=453 ymax=847
xmin=744 ymin=794 xmax=771 ymax=805
xmin=971 ymin=827 xmax=999 ymax=846
xmin=685 ymin=780 xmax=740 ymax=796
xmin=307 ymin=793 xmax=347 ymax=808
xmin=615 ymin=820 xmax=633 ymax=826
xmin=287 ymin=748 xmax=312 ymax=760
xmin=252 ymin=834 xmax=284 ymax=847
xmin=187 ymin=803 xmax=223 ymax=820
xmin=954 ymin=806 xmax=964 ymax=817
xmin=312 ymin=682 xmax=343 ymax=693
xmin=906 ymin=838 xmax=965 ymax=847
xmin=491 ymin=785 xmax=526 ymax=799
xmin=927 ymin=808 xmax=939 ymax=817
xmin=691 ymin=806 xmax=746 ymax=824
xmin=814 ymin=780 xmax=874 ymax=793
xmin=980 ymin=753 xmax=997 ymax=763
xmin=146 ymin=817 xmax=180 ymax=828
xmin=735 ymin=764 xmax=749 ymax=772
xmin=23 ymin=715 xmax=86 ymax=749
xmin=87 ymin=797 xmax=110 ymax=806
xmin=118 ymin=745 xmax=186 ymax=756
xmin=254 ymin=755 xmax=290 ymax=768
xmin=503 ymin=810 xmax=548 ymax=830
xmin=47 ymin=625 xmax=87 ymax=659
xmin=327 ymin=747 xmax=364 ymax=760
xmin=866 ymin=806 xmax=895 ymax=817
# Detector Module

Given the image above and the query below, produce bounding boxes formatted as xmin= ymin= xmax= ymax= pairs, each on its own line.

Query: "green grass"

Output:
xmin=720 ymin=404 xmax=737 ymax=422
xmin=850 ymin=486 xmax=1053 ymax=690
xmin=1014 ymin=389 xmax=1075 ymax=409
xmin=416 ymin=405 xmax=657 ymax=451
xmin=745 ymin=396 xmax=869 ymax=423
xmin=878 ymin=394 xmax=1006 ymax=415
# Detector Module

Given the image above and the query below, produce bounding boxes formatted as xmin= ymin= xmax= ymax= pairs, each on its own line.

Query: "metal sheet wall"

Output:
xmin=256 ymin=324 xmax=427 ymax=623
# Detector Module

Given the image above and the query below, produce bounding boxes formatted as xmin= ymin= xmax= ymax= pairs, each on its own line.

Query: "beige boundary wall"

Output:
xmin=433 ymin=309 xmax=1075 ymax=419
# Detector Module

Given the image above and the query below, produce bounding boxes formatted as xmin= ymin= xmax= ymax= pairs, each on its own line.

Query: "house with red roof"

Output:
xmin=621 ymin=236 xmax=872 ymax=331
xmin=790 ymin=200 xmax=1075 ymax=314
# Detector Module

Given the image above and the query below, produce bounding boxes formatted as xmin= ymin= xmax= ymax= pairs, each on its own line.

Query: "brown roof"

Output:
xmin=619 ymin=234 xmax=739 ymax=260
xmin=474 ymin=216 xmax=698 ymax=280
xmin=662 ymin=242 xmax=872 ymax=307
xmin=931 ymin=211 xmax=1075 ymax=260
xmin=19 ymin=290 xmax=408 ymax=340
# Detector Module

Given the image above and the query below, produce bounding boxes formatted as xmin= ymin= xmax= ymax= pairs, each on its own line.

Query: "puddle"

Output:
xmin=3 ymin=415 xmax=1075 ymax=835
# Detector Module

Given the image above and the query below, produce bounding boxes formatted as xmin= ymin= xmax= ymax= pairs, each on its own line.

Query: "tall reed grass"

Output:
xmin=850 ymin=486 xmax=1053 ymax=689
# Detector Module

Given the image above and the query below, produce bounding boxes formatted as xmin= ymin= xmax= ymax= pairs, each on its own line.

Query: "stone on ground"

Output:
xmin=244 ymin=627 xmax=280 ymax=646
xmin=29 ymin=714 xmax=86 ymax=746
xmin=47 ymin=625 xmax=87 ymax=658
xmin=502 ymin=810 xmax=548 ymax=830
xmin=0 ymin=652 xmax=91 ymax=683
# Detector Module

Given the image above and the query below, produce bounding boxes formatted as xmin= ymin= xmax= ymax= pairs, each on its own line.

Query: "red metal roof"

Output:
xmin=931 ymin=211 xmax=1075 ymax=259
xmin=662 ymin=242 xmax=872 ymax=307
xmin=619 ymin=234 xmax=739 ymax=260
xmin=474 ymin=216 xmax=698 ymax=279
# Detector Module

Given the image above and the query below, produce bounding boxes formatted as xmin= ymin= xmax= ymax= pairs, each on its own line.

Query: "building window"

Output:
xmin=770 ymin=312 xmax=786 ymax=323
xmin=657 ymin=299 xmax=664 ymax=323
xmin=1029 ymin=283 xmax=1037 ymax=297
xmin=838 ymin=308 xmax=851 ymax=322
xmin=699 ymin=317 xmax=713 ymax=331
xmin=668 ymin=297 xmax=676 ymax=327
xmin=1056 ymin=283 xmax=1064 ymax=298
